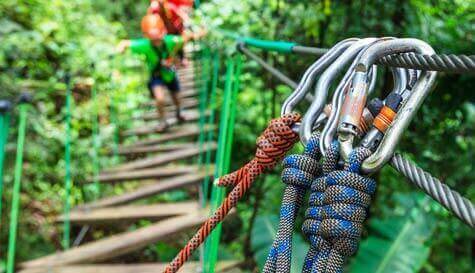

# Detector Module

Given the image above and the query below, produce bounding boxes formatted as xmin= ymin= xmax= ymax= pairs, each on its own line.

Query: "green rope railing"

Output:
xmin=91 ymin=81 xmax=101 ymax=199
xmin=0 ymin=100 xmax=12 ymax=227
xmin=197 ymin=48 xmax=212 ymax=206
xmin=215 ymin=28 xmax=328 ymax=55
xmin=109 ymin=71 xmax=121 ymax=165
xmin=216 ymin=29 xmax=296 ymax=54
xmin=6 ymin=94 xmax=30 ymax=273
xmin=204 ymin=55 xmax=240 ymax=273
xmin=62 ymin=75 xmax=73 ymax=249
xmin=202 ymin=51 xmax=220 ymax=208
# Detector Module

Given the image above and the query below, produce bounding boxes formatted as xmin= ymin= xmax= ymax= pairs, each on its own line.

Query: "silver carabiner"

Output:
xmin=299 ymin=38 xmax=380 ymax=145
xmin=281 ymin=38 xmax=359 ymax=117
xmin=319 ymin=37 xmax=407 ymax=155
xmin=337 ymin=38 xmax=437 ymax=173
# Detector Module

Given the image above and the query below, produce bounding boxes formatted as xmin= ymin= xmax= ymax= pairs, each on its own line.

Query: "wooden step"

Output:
xmin=141 ymin=105 xmax=199 ymax=122
xmin=117 ymin=143 xmax=195 ymax=156
xmin=76 ymin=171 xmax=212 ymax=210
xmin=136 ymin=97 xmax=198 ymax=118
xmin=19 ymin=261 xmax=241 ymax=273
xmin=57 ymin=202 xmax=200 ymax=224
xmin=104 ymin=142 xmax=217 ymax=173
xmin=178 ymin=73 xmax=195 ymax=81
xmin=92 ymin=165 xmax=198 ymax=183
xmin=122 ymin=110 xmax=206 ymax=137
xmin=141 ymin=99 xmax=200 ymax=121
xmin=142 ymin=89 xmax=198 ymax=108
xmin=119 ymin=125 xmax=212 ymax=150
xmin=137 ymin=97 xmax=198 ymax=114
xmin=20 ymin=211 xmax=209 ymax=268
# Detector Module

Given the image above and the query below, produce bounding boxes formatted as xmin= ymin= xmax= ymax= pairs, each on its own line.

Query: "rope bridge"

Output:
xmin=0 ymin=27 xmax=473 ymax=273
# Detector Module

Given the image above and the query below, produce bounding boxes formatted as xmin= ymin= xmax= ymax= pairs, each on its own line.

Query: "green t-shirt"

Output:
xmin=130 ymin=35 xmax=184 ymax=83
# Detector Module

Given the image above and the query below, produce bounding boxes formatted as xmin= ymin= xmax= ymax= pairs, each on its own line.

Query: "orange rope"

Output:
xmin=164 ymin=113 xmax=301 ymax=273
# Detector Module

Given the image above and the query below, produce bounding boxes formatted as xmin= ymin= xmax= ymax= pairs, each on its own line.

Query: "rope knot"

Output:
xmin=281 ymin=133 xmax=322 ymax=189
xmin=302 ymin=146 xmax=377 ymax=272
xmin=218 ymin=112 xmax=300 ymax=187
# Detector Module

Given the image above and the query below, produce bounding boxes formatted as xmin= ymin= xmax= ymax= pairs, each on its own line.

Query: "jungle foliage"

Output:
xmin=0 ymin=1 xmax=473 ymax=273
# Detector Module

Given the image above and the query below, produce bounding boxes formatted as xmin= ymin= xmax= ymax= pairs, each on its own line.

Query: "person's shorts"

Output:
xmin=148 ymin=76 xmax=180 ymax=97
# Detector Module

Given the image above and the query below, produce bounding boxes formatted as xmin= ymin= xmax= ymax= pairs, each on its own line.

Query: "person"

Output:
xmin=149 ymin=0 xmax=191 ymax=35
xmin=148 ymin=0 xmax=192 ymax=65
xmin=117 ymin=14 xmax=204 ymax=130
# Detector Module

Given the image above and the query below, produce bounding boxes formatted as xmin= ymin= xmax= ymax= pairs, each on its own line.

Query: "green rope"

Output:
xmin=204 ymin=56 xmax=239 ymax=273
xmin=109 ymin=77 xmax=120 ymax=165
xmin=197 ymin=49 xmax=211 ymax=206
xmin=0 ymin=110 xmax=11 ymax=225
xmin=91 ymin=83 xmax=101 ymax=199
xmin=216 ymin=29 xmax=296 ymax=53
xmin=62 ymin=76 xmax=73 ymax=249
xmin=6 ymin=103 xmax=28 ymax=273
xmin=197 ymin=49 xmax=211 ymax=166
xmin=202 ymin=51 xmax=220 ymax=208
xmin=110 ymin=94 xmax=120 ymax=165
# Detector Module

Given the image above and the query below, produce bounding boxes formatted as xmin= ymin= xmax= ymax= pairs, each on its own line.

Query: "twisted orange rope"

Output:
xmin=164 ymin=113 xmax=301 ymax=273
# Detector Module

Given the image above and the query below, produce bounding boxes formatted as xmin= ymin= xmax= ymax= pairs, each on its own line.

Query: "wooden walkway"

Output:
xmin=20 ymin=63 xmax=238 ymax=272
xmin=19 ymin=261 xmax=240 ymax=273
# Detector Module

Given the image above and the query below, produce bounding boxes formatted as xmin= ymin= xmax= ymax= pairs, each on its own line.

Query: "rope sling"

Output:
xmin=164 ymin=112 xmax=301 ymax=273
xmin=261 ymin=133 xmax=376 ymax=273
xmin=301 ymin=142 xmax=375 ymax=273
xmin=262 ymin=132 xmax=322 ymax=273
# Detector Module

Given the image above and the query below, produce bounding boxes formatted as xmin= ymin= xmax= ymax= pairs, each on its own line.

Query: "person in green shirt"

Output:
xmin=117 ymin=13 xmax=203 ymax=130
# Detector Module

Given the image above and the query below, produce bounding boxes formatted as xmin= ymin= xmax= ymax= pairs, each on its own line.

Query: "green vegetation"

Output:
xmin=0 ymin=1 xmax=473 ymax=273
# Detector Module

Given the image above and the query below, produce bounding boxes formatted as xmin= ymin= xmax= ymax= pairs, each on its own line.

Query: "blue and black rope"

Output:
xmin=302 ymin=143 xmax=376 ymax=273
xmin=263 ymin=133 xmax=322 ymax=273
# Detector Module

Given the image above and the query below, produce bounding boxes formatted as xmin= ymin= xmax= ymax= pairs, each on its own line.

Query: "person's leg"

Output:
xmin=152 ymin=85 xmax=168 ymax=126
xmin=168 ymin=76 xmax=185 ymax=122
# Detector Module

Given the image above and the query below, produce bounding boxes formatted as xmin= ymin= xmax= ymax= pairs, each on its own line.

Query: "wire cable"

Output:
xmin=390 ymin=153 xmax=475 ymax=228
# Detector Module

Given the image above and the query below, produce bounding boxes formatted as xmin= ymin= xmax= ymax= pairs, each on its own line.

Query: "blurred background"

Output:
xmin=0 ymin=1 xmax=473 ymax=272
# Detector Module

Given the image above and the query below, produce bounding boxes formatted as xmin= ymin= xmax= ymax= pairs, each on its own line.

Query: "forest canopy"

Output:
xmin=0 ymin=1 xmax=473 ymax=273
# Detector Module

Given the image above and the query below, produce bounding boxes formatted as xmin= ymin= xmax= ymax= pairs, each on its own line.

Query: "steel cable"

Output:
xmin=390 ymin=153 xmax=475 ymax=228
xmin=378 ymin=53 xmax=475 ymax=74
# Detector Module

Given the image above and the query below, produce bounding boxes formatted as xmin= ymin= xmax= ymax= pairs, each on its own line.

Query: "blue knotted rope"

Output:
xmin=302 ymin=142 xmax=376 ymax=273
xmin=263 ymin=133 xmax=322 ymax=273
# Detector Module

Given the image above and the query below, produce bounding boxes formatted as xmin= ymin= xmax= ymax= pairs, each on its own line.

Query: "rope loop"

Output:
xmin=302 ymin=144 xmax=377 ymax=273
xmin=218 ymin=112 xmax=300 ymax=187
xmin=164 ymin=113 xmax=301 ymax=273
xmin=263 ymin=132 xmax=322 ymax=273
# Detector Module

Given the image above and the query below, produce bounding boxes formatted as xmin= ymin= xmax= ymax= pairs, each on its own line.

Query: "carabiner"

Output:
xmin=281 ymin=38 xmax=358 ymax=116
xmin=319 ymin=37 xmax=408 ymax=155
xmin=299 ymin=38 xmax=380 ymax=145
xmin=337 ymin=38 xmax=437 ymax=173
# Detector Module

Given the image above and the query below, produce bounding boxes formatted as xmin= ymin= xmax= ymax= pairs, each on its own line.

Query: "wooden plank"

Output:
xmin=92 ymin=165 xmax=198 ymax=183
xmin=137 ymin=97 xmax=198 ymax=113
xmin=19 ymin=261 xmax=241 ymax=273
xmin=121 ymin=110 xmax=206 ymax=137
xmin=76 ymin=171 xmax=211 ymax=210
xmin=103 ymin=142 xmax=217 ymax=172
xmin=20 ymin=212 xmax=209 ymax=268
xmin=136 ymin=98 xmax=198 ymax=119
xmin=141 ymin=99 xmax=199 ymax=121
xmin=142 ymin=88 xmax=198 ymax=107
xmin=119 ymin=125 xmax=211 ymax=149
xmin=57 ymin=202 xmax=200 ymax=224
xmin=178 ymin=73 xmax=194 ymax=81
xmin=118 ymin=143 xmax=195 ymax=156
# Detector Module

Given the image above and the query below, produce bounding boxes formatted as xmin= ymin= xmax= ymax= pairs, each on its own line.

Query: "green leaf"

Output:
xmin=349 ymin=194 xmax=436 ymax=273
xmin=251 ymin=214 xmax=309 ymax=273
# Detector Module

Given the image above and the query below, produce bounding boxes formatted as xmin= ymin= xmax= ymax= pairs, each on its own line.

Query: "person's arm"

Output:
xmin=117 ymin=38 xmax=151 ymax=55
xmin=181 ymin=27 xmax=207 ymax=43
xmin=116 ymin=40 xmax=132 ymax=54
